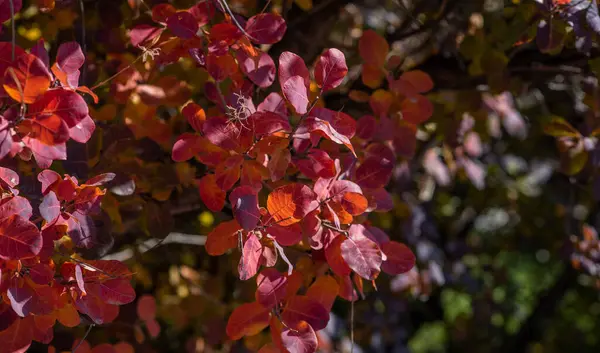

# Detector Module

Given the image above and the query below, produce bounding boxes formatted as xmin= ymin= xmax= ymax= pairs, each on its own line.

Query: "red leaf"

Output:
xmin=189 ymin=1 xmax=215 ymax=25
xmin=205 ymin=219 xmax=241 ymax=256
xmin=306 ymin=275 xmax=339 ymax=312
xmin=282 ymin=75 xmax=309 ymax=115
xmin=250 ymin=111 xmax=291 ymax=135
xmin=0 ymin=315 xmax=33 ymax=353
xmin=146 ymin=318 xmax=161 ymax=338
xmin=356 ymin=115 xmax=377 ymax=140
xmin=129 ymin=25 xmax=163 ymax=47
xmin=197 ymin=174 xmax=226 ymax=212
xmin=28 ymin=88 xmax=90 ymax=128
xmin=256 ymin=268 xmax=288 ymax=308
xmin=202 ymin=116 xmax=249 ymax=152
xmin=38 ymin=169 xmax=61 ymax=194
xmin=69 ymin=114 xmax=95 ymax=143
xmin=354 ymin=157 xmax=393 ymax=189
xmin=295 ymin=117 xmax=356 ymax=156
xmin=238 ymin=51 xmax=276 ymax=88
xmin=39 ymin=191 xmax=61 ymax=223
xmin=281 ymin=295 xmax=329 ymax=331
xmin=97 ymin=279 xmax=136 ymax=304
xmin=0 ymin=0 xmax=22 ymax=23
xmin=152 ymin=3 xmax=176 ymax=23
xmin=281 ymin=321 xmax=318 ymax=353
xmin=215 ymin=155 xmax=243 ymax=190
xmin=55 ymin=42 xmax=84 ymax=73
xmin=324 ymin=230 xmax=351 ymax=276
xmin=3 ymin=52 xmax=52 ymax=104
xmin=310 ymin=107 xmax=356 ymax=138
xmin=266 ymin=183 xmax=319 ymax=227
xmin=166 ymin=11 xmax=199 ymax=39
xmin=226 ymin=301 xmax=271 ymax=340
xmin=137 ymin=295 xmax=157 ymax=321
xmin=314 ymin=48 xmax=348 ymax=91
xmin=245 ymin=13 xmax=287 ymax=44
xmin=341 ymin=225 xmax=383 ymax=280
xmin=0 ymin=166 xmax=18 ymax=189
xmin=268 ymin=148 xmax=291 ymax=182
xmin=29 ymin=264 xmax=54 ymax=284
xmin=0 ymin=215 xmax=41 ymax=260
xmin=278 ymin=51 xmax=309 ymax=89
xmin=401 ymin=94 xmax=434 ymax=124
xmin=266 ymin=223 xmax=303 ymax=246
xmin=230 ymin=186 xmax=260 ymax=231
xmin=381 ymin=241 xmax=416 ymax=275
xmin=258 ymin=92 xmax=288 ymax=117
xmin=359 ymin=30 xmax=388 ymax=67
xmin=341 ymin=192 xmax=368 ymax=216
xmin=182 ymin=102 xmax=206 ymax=132
xmin=205 ymin=53 xmax=238 ymax=82
xmin=0 ymin=196 xmax=33 ymax=221
xmin=239 ymin=232 xmax=262 ymax=280
xmin=295 ymin=149 xmax=336 ymax=180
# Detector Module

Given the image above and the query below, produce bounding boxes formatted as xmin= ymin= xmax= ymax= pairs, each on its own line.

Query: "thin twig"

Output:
xmin=350 ymin=298 xmax=355 ymax=353
xmin=72 ymin=324 xmax=94 ymax=353
xmin=90 ymin=55 xmax=144 ymax=91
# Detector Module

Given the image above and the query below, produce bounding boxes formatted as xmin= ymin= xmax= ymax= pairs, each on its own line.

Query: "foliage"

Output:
xmin=2 ymin=0 xmax=600 ymax=352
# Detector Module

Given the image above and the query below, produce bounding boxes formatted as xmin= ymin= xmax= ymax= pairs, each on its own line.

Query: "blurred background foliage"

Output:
xmin=5 ymin=0 xmax=600 ymax=352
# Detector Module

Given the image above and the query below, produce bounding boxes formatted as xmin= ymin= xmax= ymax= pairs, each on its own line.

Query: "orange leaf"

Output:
xmin=226 ymin=301 xmax=271 ymax=340
xmin=3 ymin=53 xmax=52 ymax=104
xmin=197 ymin=174 xmax=226 ymax=212
xmin=359 ymin=30 xmax=389 ymax=67
xmin=306 ymin=275 xmax=339 ymax=312
xmin=266 ymin=183 xmax=319 ymax=227
xmin=205 ymin=219 xmax=241 ymax=256
xmin=341 ymin=192 xmax=368 ymax=216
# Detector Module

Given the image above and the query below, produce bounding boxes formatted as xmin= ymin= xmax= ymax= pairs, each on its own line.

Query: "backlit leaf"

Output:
xmin=281 ymin=295 xmax=329 ymax=331
xmin=282 ymin=75 xmax=309 ymax=115
xmin=0 ymin=215 xmax=42 ymax=260
xmin=381 ymin=241 xmax=416 ymax=275
xmin=256 ymin=268 xmax=288 ymax=308
xmin=266 ymin=183 xmax=319 ymax=226
xmin=239 ymin=232 xmax=262 ymax=280
xmin=3 ymin=53 xmax=52 ymax=104
xmin=205 ymin=219 xmax=241 ymax=256
xmin=197 ymin=174 xmax=226 ymax=212
xmin=305 ymin=275 xmax=339 ymax=311
xmin=341 ymin=225 xmax=383 ymax=280
xmin=245 ymin=13 xmax=287 ymax=44
xmin=314 ymin=48 xmax=348 ymax=91
xmin=281 ymin=321 xmax=318 ymax=353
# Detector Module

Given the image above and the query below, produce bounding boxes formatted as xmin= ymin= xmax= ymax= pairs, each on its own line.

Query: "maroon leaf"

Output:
xmin=129 ymin=25 xmax=163 ymax=47
xmin=281 ymin=295 xmax=329 ymax=331
xmin=354 ymin=157 xmax=393 ymax=189
xmin=245 ymin=13 xmax=287 ymax=44
xmin=7 ymin=283 xmax=34 ymax=317
xmin=256 ymin=268 xmax=288 ymax=308
xmin=314 ymin=48 xmax=348 ymax=91
xmin=66 ymin=210 xmax=97 ymax=249
xmin=97 ymin=279 xmax=136 ymax=304
xmin=0 ymin=215 xmax=41 ymax=260
xmin=230 ymin=186 xmax=260 ymax=231
xmin=166 ymin=11 xmax=199 ymax=39
xmin=381 ymin=241 xmax=416 ymax=275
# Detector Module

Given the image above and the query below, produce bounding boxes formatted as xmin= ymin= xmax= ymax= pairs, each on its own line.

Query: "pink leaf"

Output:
xmin=239 ymin=232 xmax=262 ymax=280
xmin=314 ymin=48 xmax=348 ymax=91
xmin=56 ymin=42 xmax=84 ymax=73
xmin=238 ymin=51 xmax=276 ymax=88
xmin=282 ymin=75 xmax=309 ymax=115
xmin=281 ymin=321 xmax=318 ymax=353
xmin=39 ymin=191 xmax=61 ymax=223
xmin=278 ymin=52 xmax=309 ymax=88
xmin=250 ymin=111 xmax=291 ymax=135
xmin=129 ymin=25 xmax=163 ymax=47
xmin=341 ymin=225 xmax=383 ymax=280
xmin=256 ymin=268 xmax=288 ymax=309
